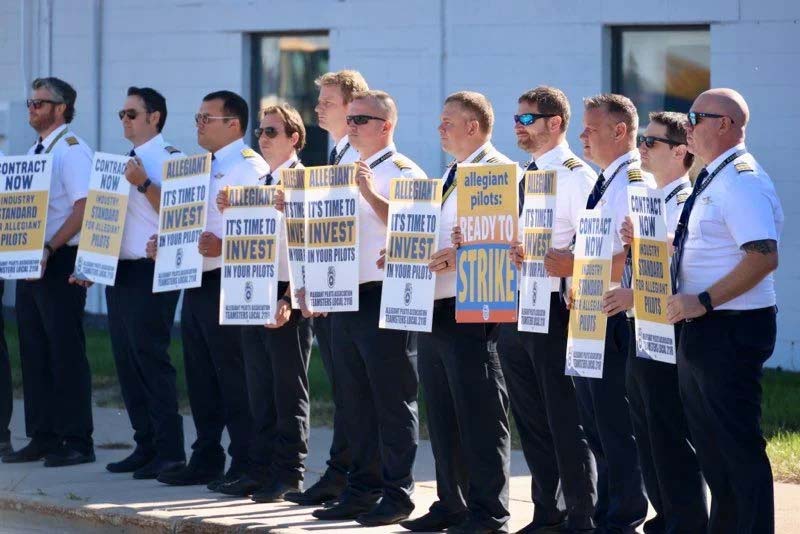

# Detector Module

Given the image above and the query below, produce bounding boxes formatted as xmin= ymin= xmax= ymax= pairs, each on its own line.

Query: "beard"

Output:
xmin=517 ymin=130 xmax=549 ymax=153
xmin=30 ymin=108 xmax=57 ymax=133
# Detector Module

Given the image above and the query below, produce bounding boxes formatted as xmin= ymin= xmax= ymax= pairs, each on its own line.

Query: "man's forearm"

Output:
xmin=364 ymin=191 xmax=389 ymax=224
xmin=707 ymin=240 xmax=778 ymax=307
xmin=144 ymin=183 xmax=161 ymax=212
xmin=49 ymin=199 xmax=86 ymax=249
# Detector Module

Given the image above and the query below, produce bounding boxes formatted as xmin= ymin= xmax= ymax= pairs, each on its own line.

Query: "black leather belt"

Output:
xmin=359 ymin=281 xmax=382 ymax=292
xmin=687 ymin=305 xmax=777 ymax=322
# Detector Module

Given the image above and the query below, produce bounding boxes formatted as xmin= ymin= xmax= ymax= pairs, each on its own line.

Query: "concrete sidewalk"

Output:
xmin=1 ymin=400 xmax=799 ymax=533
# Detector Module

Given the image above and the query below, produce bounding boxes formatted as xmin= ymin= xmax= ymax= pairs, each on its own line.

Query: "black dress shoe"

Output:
xmin=133 ymin=458 xmax=185 ymax=480
xmin=401 ymin=510 xmax=468 ymax=532
xmin=356 ymin=499 xmax=414 ymax=526
xmin=251 ymin=479 xmax=302 ymax=503
xmin=1 ymin=440 xmax=56 ymax=463
xmin=207 ymin=465 xmax=247 ymax=492
xmin=0 ymin=441 xmax=14 ymax=457
xmin=312 ymin=496 xmax=378 ymax=520
xmin=43 ymin=447 xmax=96 ymax=467
xmin=218 ymin=475 xmax=263 ymax=497
xmin=447 ymin=518 xmax=504 ymax=533
xmin=284 ymin=469 xmax=345 ymax=505
xmin=106 ymin=450 xmax=155 ymax=473
xmin=157 ymin=463 xmax=222 ymax=486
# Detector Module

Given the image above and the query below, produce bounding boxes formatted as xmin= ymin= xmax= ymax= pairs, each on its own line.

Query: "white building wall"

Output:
xmin=0 ymin=0 xmax=796 ymax=368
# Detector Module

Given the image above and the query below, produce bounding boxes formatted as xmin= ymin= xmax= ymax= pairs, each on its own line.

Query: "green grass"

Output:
xmin=4 ymin=319 xmax=800 ymax=483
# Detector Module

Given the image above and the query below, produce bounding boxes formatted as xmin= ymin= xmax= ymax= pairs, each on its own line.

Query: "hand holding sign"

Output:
xmin=68 ymin=273 xmax=94 ymax=288
xmin=124 ymin=157 xmax=147 ymax=187
xmin=146 ymin=234 xmax=158 ymax=259
xmin=274 ymin=189 xmax=285 ymax=212
xmin=666 ymin=293 xmax=706 ymax=324
xmin=428 ymin=247 xmax=456 ymax=273
xmin=620 ymin=216 xmax=634 ymax=246
xmin=354 ymin=160 xmax=377 ymax=199
xmin=544 ymin=248 xmax=574 ymax=277
xmin=198 ymin=232 xmax=221 ymax=257
xmin=216 ymin=186 xmax=230 ymax=213
xmin=266 ymin=298 xmax=292 ymax=329
xmin=509 ymin=240 xmax=524 ymax=270
xmin=602 ymin=287 xmax=633 ymax=316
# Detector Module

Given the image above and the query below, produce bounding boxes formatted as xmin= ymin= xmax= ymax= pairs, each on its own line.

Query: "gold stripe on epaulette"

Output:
xmin=563 ymin=157 xmax=583 ymax=170
xmin=676 ymin=190 xmax=690 ymax=205
xmin=735 ymin=162 xmax=754 ymax=174
xmin=241 ymin=147 xmax=258 ymax=159
xmin=65 ymin=136 xmax=79 ymax=146
xmin=393 ymin=157 xmax=412 ymax=170
xmin=164 ymin=145 xmax=180 ymax=154
xmin=485 ymin=156 xmax=501 ymax=164
xmin=627 ymin=168 xmax=643 ymax=183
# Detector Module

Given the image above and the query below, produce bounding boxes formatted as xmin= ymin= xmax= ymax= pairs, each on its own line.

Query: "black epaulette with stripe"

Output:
xmin=65 ymin=136 xmax=79 ymax=146
xmin=627 ymin=168 xmax=643 ymax=183
xmin=735 ymin=161 xmax=755 ymax=174
xmin=164 ymin=145 xmax=180 ymax=155
xmin=393 ymin=156 xmax=413 ymax=170
xmin=241 ymin=147 xmax=258 ymax=159
xmin=563 ymin=157 xmax=583 ymax=170
xmin=676 ymin=190 xmax=690 ymax=205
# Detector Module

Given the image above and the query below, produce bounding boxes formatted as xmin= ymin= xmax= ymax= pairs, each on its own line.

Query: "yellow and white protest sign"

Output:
xmin=456 ymin=163 xmax=519 ymax=323
xmin=0 ymin=155 xmax=52 ymax=279
xmin=220 ymin=186 xmax=281 ymax=325
xmin=628 ymin=186 xmax=676 ymax=363
xmin=304 ymin=165 xmax=359 ymax=312
xmin=153 ymin=153 xmax=211 ymax=292
xmin=566 ymin=209 xmax=613 ymax=378
xmin=281 ymin=167 xmax=306 ymax=308
xmin=75 ymin=153 xmax=131 ymax=285
xmin=379 ymin=178 xmax=440 ymax=332
xmin=518 ymin=170 xmax=557 ymax=333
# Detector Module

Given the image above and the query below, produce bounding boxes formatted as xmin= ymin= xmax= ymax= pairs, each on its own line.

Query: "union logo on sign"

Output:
xmin=244 ymin=281 xmax=254 ymax=303
xmin=176 ymin=247 xmax=183 ymax=268
xmin=327 ymin=266 xmax=336 ymax=288
xmin=481 ymin=304 xmax=490 ymax=321
xmin=404 ymin=282 xmax=413 ymax=306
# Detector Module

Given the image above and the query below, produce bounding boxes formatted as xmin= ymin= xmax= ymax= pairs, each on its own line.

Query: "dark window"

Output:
xmin=612 ymin=26 xmax=710 ymax=122
xmin=251 ymin=33 xmax=330 ymax=165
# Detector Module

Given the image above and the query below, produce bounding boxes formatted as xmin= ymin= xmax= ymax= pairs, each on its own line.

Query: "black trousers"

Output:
xmin=181 ymin=269 xmax=252 ymax=470
xmin=240 ymin=308 xmax=312 ymax=483
xmin=496 ymin=293 xmax=596 ymax=530
xmin=419 ymin=299 xmax=511 ymax=532
xmin=678 ymin=308 xmax=776 ymax=534
xmin=330 ymin=283 xmax=418 ymax=509
xmin=573 ymin=312 xmax=646 ymax=533
xmin=15 ymin=246 xmax=93 ymax=453
xmin=105 ymin=259 xmax=184 ymax=461
xmin=1 ymin=281 xmax=11 ymax=443
xmin=312 ymin=313 xmax=350 ymax=481
xmin=626 ymin=319 xmax=707 ymax=534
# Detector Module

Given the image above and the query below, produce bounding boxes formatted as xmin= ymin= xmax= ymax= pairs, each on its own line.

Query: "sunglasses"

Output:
xmin=118 ymin=109 xmax=147 ymax=120
xmin=254 ymin=126 xmax=280 ymax=139
xmin=26 ymin=99 xmax=62 ymax=110
xmin=688 ymin=111 xmax=734 ymax=126
xmin=637 ymin=134 xmax=683 ymax=148
xmin=513 ymin=113 xmax=555 ymax=126
xmin=194 ymin=113 xmax=236 ymax=125
xmin=345 ymin=114 xmax=386 ymax=126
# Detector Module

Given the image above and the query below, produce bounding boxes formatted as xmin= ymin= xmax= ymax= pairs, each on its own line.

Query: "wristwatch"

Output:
xmin=698 ymin=291 xmax=714 ymax=314
xmin=44 ymin=242 xmax=55 ymax=256
xmin=137 ymin=178 xmax=152 ymax=193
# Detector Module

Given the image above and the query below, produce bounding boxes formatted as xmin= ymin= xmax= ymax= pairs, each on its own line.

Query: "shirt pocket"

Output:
xmin=690 ymin=203 xmax=724 ymax=240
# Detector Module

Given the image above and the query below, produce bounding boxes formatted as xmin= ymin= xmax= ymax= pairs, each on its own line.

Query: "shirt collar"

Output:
xmin=705 ymin=142 xmax=747 ymax=172
xmin=38 ymin=124 xmax=68 ymax=147
xmin=363 ymin=143 xmax=396 ymax=166
xmin=213 ymin=137 xmax=246 ymax=162
xmin=461 ymin=141 xmax=494 ymax=164
xmin=603 ymin=149 xmax=640 ymax=178
xmin=533 ymin=141 xmax=571 ymax=168
xmin=273 ymin=154 xmax=299 ymax=171
xmin=662 ymin=174 xmax=691 ymax=196
xmin=132 ymin=133 xmax=164 ymax=153
xmin=335 ymin=135 xmax=351 ymax=152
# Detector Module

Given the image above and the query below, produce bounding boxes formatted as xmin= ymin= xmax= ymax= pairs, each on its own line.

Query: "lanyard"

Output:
xmin=442 ymin=147 xmax=491 ymax=204
xmin=369 ymin=149 xmax=395 ymax=169
xmin=43 ymin=128 xmax=70 ymax=154
xmin=595 ymin=157 xmax=638 ymax=204
xmin=334 ymin=142 xmax=350 ymax=165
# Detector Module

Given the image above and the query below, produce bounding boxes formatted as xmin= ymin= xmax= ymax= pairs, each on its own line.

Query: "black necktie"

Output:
xmin=585 ymin=172 xmax=606 ymax=210
xmin=328 ymin=146 xmax=337 ymax=165
xmin=621 ymin=249 xmax=633 ymax=289
xmin=670 ymin=167 xmax=709 ymax=292
xmin=520 ymin=160 xmax=538 ymax=216
xmin=211 ymin=154 xmax=216 ymax=161
xmin=129 ymin=149 xmax=136 ymax=157
xmin=443 ymin=163 xmax=457 ymax=194
xmin=34 ymin=139 xmax=44 ymax=154
xmin=264 ymin=173 xmax=274 ymax=185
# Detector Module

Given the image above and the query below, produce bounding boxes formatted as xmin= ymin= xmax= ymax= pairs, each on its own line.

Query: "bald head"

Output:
xmin=687 ymin=88 xmax=749 ymax=164
xmin=696 ymin=88 xmax=749 ymax=128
